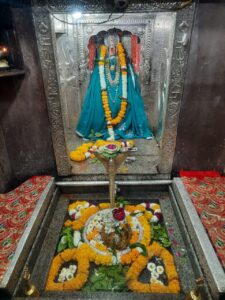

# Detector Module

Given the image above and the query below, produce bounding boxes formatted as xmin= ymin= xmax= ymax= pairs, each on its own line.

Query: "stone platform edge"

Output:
xmin=0 ymin=178 xmax=55 ymax=294
xmin=172 ymin=178 xmax=225 ymax=299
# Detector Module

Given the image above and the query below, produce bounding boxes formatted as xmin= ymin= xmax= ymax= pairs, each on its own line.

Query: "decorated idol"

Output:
xmin=76 ymin=30 xmax=152 ymax=141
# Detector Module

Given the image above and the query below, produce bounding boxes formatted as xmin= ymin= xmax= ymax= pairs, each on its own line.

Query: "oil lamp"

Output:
xmin=0 ymin=44 xmax=9 ymax=68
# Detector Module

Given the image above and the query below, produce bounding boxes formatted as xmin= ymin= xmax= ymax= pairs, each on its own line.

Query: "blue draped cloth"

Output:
xmin=76 ymin=57 xmax=152 ymax=140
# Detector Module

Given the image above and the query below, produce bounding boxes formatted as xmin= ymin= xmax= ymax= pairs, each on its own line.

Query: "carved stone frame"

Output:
xmin=31 ymin=1 xmax=196 ymax=176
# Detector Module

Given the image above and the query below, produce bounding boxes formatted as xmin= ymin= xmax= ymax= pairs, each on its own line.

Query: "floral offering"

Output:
xmin=69 ymin=140 xmax=134 ymax=162
xmin=46 ymin=199 xmax=180 ymax=293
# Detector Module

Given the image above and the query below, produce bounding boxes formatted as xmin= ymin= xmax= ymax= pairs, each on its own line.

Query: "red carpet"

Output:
xmin=180 ymin=171 xmax=225 ymax=268
xmin=0 ymin=176 xmax=52 ymax=281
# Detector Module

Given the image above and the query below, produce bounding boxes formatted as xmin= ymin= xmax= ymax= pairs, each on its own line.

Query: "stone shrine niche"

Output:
xmin=32 ymin=1 xmax=196 ymax=177
xmin=52 ymin=13 xmax=175 ymax=141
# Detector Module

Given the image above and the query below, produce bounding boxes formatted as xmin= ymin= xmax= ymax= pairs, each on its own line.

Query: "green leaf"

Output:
xmin=61 ymin=227 xmax=73 ymax=236
xmin=116 ymin=196 xmax=126 ymax=202
xmin=88 ymin=129 xmax=95 ymax=140
xmin=57 ymin=241 xmax=67 ymax=253
xmin=95 ymin=132 xmax=103 ymax=137
xmin=129 ymin=243 xmax=147 ymax=256
xmin=114 ymin=226 xmax=122 ymax=234
xmin=83 ymin=265 xmax=128 ymax=292
xmin=116 ymin=196 xmax=130 ymax=207
xmin=68 ymin=237 xmax=74 ymax=248
xmin=83 ymin=286 xmax=92 ymax=293
xmin=151 ymin=223 xmax=171 ymax=248
xmin=60 ymin=235 xmax=67 ymax=244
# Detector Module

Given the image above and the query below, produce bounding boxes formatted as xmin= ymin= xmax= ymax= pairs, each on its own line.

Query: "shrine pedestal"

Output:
xmin=11 ymin=181 xmax=217 ymax=300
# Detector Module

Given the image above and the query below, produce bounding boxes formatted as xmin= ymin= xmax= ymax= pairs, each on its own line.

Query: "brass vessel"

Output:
xmin=23 ymin=266 xmax=39 ymax=297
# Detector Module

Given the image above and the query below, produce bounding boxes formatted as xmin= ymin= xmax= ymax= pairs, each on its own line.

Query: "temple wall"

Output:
xmin=0 ymin=125 xmax=12 ymax=193
xmin=173 ymin=1 xmax=225 ymax=173
xmin=0 ymin=4 xmax=56 ymax=192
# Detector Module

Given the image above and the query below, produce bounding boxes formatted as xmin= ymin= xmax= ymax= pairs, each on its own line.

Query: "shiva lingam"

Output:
xmin=94 ymin=142 xmax=129 ymax=207
xmin=86 ymin=141 xmax=135 ymax=251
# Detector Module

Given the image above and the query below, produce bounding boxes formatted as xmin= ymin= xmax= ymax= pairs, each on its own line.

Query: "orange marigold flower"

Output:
xmin=46 ymin=248 xmax=90 ymax=291
xmin=168 ymin=279 xmax=181 ymax=293
xmin=99 ymin=203 xmax=110 ymax=209
xmin=126 ymin=242 xmax=180 ymax=293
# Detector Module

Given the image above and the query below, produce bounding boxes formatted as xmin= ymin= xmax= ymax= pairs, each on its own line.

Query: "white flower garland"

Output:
xmin=98 ymin=45 xmax=128 ymax=140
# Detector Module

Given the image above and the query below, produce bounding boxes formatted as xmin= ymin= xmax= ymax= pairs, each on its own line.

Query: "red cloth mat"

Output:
xmin=180 ymin=170 xmax=221 ymax=179
xmin=0 ymin=176 xmax=52 ymax=281
xmin=180 ymin=171 xmax=225 ymax=268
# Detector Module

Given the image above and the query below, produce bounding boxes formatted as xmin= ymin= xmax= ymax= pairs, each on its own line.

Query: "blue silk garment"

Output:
xmin=76 ymin=56 xmax=153 ymax=140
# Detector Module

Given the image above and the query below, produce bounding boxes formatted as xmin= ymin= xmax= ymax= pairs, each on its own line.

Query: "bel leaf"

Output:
xmin=57 ymin=242 xmax=67 ymax=253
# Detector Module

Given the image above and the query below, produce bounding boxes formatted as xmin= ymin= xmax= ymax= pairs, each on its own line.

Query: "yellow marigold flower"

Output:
xmin=118 ymin=112 xmax=125 ymax=118
xmin=99 ymin=203 xmax=110 ymax=209
xmin=46 ymin=248 xmax=90 ymax=291
xmin=138 ymin=215 xmax=151 ymax=246
xmin=60 ymin=248 xmax=76 ymax=262
xmin=64 ymin=219 xmax=72 ymax=227
xmin=148 ymin=241 xmax=163 ymax=257
xmin=125 ymin=205 xmax=135 ymax=213
xmin=135 ymin=204 xmax=146 ymax=212
xmin=130 ymin=230 xmax=139 ymax=244
xmin=167 ymin=268 xmax=179 ymax=281
xmin=72 ymin=221 xmax=83 ymax=230
xmin=126 ymin=242 xmax=180 ymax=293
xmin=87 ymin=227 xmax=99 ymax=240
xmin=69 ymin=151 xmax=86 ymax=162
xmin=152 ymin=203 xmax=160 ymax=210
xmin=168 ymin=279 xmax=180 ymax=293
xmin=144 ymin=210 xmax=153 ymax=220
xmin=95 ymin=242 xmax=108 ymax=252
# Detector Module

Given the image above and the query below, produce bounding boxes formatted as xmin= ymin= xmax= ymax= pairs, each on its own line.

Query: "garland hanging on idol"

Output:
xmin=98 ymin=43 xmax=128 ymax=141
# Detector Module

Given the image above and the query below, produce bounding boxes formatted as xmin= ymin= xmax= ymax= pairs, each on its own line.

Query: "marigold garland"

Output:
xmin=64 ymin=206 xmax=99 ymax=231
xmin=68 ymin=201 xmax=89 ymax=211
xmin=69 ymin=142 xmax=94 ymax=162
xmin=87 ymin=228 xmax=99 ymax=241
xmin=98 ymin=43 xmax=128 ymax=138
xmin=126 ymin=242 xmax=180 ymax=293
xmin=47 ymin=201 xmax=181 ymax=294
xmin=138 ymin=215 xmax=151 ymax=247
xmin=120 ymin=248 xmax=140 ymax=265
xmin=125 ymin=203 xmax=161 ymax=223
xmin=46 ymin=248 xmax=90 ymax=291
xmin=69 ymin=140 xmax=134 ymax=162
xmin=98 ymin=202 xmax=111 ymax=210
xmin=79 ymin=243 xmax=113 ymax=266
xmin=130 ymin=230 xmax=139 ymax=244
